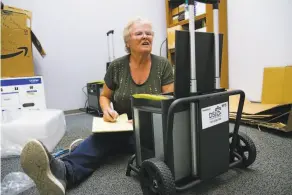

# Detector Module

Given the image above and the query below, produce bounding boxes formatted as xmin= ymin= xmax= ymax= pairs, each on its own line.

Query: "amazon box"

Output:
xmin=261 ymin=66 xmax=292 ymax=105
xmin=1 ymin=5 xmax=46 ymax=78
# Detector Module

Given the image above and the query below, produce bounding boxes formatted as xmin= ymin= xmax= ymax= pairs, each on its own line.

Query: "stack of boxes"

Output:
xmin=167 ymin=2 xmax=206 ymax=52
xmin=170 ymin=1 xmax=206 ymax=24
xmin=1 ymin=5 xmax=67 ymax=155
xmin=1 ymin=5 xmax=47 ymax=112
xmin=171 ymin=3 xmax=187 ymax=24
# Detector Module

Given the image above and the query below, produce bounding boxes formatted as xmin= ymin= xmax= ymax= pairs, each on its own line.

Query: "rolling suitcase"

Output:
xmin=85 ymin=30 xmax=115 ymax=116
xmin=106 ymin=30 xmax=115 ymax=70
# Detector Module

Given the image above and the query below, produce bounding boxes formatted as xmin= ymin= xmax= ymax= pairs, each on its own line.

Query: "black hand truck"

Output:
xmin=125 ymin=1 xmax=257 ymax=195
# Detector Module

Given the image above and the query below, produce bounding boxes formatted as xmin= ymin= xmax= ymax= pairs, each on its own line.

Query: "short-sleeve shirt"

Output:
xmin=104 ymin=54 xmax=174 ymax=119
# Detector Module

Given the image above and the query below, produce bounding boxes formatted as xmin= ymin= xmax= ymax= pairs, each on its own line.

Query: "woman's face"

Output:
xmin=127 ymin=22 xmax=153 ymax=54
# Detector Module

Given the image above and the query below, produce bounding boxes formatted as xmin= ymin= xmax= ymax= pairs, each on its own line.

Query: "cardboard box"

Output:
xmin=1 ymin=76 xmax=47 ymax=111
xmin=261 ymin=66 xmax=292 ymax=104
xmin=167 ymin=25 xmax=183 ymax=50
xmin=1 ymin=5 xmax=46 ymax=78
xmin=229 ymin=93 xmax=292 ymax=132
xmin=171 ymin=4 xmax=185 ymax=16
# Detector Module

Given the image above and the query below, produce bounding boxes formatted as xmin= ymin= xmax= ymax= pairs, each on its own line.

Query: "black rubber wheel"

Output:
xmin=139 ymin=158 xmax=176 ymax=195
xmin=229 ymin=132 xmax=257 ymax=168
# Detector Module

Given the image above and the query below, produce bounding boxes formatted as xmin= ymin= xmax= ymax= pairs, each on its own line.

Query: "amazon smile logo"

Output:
xmin=1 ymin=47 xmax=28 ymax=59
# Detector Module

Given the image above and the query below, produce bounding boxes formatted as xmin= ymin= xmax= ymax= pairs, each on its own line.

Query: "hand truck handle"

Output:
xmin=164 ymin=90 xmax=245 ymax=162
xmin=188 ymin=0 xmax=221 ymax=91
xmin=188 ymin=0 xmax=197 ymax=93
xmin=212 ymin=1 xmax=221 ymax=89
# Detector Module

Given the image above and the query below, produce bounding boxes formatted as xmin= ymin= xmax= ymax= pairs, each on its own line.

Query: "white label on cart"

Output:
xmin=201 ymin=102 xmax=229 ymax=129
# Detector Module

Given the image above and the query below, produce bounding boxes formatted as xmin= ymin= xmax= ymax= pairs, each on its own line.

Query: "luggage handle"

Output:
xmin=188 ymin=0 xmax=220 ymax=92
xmin=106 ymin=29 xmax=115 ymax=62
xmin=106 ymin=30 xmax=114 ymax=36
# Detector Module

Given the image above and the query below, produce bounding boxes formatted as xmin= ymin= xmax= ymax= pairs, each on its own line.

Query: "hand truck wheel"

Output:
xmin=229 ymin=132 xmax=257 ymax=168
xmin=139 ymin=158 xmax=176 ymax=195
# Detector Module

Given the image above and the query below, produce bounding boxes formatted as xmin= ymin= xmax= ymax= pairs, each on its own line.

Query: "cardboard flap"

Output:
xmin=229 ymin=113 xmax=274 ymax=119
xmin=4 ymin=5 xmax=32 ymax=19
xmin=229 ymin=93 xmax=292 ymax=132
xmin=285 ymin=108 xmax=292 ymax=131
xmin=229 ymin=94 xmax=290 ymax=115
xmin=31 ymin=31 xmax=46 ymax=57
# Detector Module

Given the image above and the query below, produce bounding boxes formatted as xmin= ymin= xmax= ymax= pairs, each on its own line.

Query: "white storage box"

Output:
xmin=1 ymin=76 xmax=46 ymax=111
xmin=1 ymin=109 xmax=66 ymax=157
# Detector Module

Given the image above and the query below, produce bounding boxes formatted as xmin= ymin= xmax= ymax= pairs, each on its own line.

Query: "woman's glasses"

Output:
xmin=132 ymin=31 xmax=154 ymax=38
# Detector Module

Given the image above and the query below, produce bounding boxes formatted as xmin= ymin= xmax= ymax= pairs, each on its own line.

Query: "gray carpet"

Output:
xmin=1 ymin=113 xmax=292 ymax=195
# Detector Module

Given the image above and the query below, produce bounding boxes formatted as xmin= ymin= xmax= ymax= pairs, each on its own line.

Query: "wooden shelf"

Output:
xmin=165 ymin=0 xmax=229 ymax=89
xmin=169 ymin=48 xmax=175 ymax=54
xmin=168 ymin=13 xmax=207 ymax=28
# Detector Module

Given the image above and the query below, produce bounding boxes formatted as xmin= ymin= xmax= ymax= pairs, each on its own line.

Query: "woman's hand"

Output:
xmin=103 ymin=108 xmax=119 ymax=122
xmin=100 ymin=83 xmax=119 ymax=122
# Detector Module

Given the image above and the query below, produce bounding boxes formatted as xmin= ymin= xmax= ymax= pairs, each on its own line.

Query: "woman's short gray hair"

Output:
xmin=123 ymin=17 xmax=153 ymax=53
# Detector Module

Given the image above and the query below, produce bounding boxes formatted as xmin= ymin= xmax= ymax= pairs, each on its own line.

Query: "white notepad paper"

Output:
xmin=92 ymin=114 xmax=133 ymax=133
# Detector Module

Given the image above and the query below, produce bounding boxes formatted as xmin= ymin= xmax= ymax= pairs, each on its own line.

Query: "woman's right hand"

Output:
xmin=103 ymin=108 xmax=119 ymax=122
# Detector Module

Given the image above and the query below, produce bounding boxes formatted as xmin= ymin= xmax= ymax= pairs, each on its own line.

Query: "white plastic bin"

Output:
xmin=1 ymin=109 xmax=66 ymax=157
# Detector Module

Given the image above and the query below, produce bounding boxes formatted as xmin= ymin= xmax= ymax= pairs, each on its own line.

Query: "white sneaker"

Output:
xmin=20 ymin=139 xmax=67 ymax=195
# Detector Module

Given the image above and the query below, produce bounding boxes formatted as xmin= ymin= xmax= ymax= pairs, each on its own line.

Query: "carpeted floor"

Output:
xmin=1 ymin=113 xmax=292 ymax=195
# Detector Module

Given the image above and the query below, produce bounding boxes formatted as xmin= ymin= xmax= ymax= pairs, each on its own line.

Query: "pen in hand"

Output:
xmin=103 ymin=108 xmax=119 ymax=122
xmin=109 ymin=110 xmax=118 ymax=121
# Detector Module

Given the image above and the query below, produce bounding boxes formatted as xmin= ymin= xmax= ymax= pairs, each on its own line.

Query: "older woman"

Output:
xmin=101 ymin=17 xmax=174 ymax=122
xmin=20 ymin=17 xmax=174 ymax=195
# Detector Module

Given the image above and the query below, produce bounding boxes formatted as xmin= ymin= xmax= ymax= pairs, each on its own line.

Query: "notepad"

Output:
xmin=92 ymin=114 xmax=133 ymax=133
